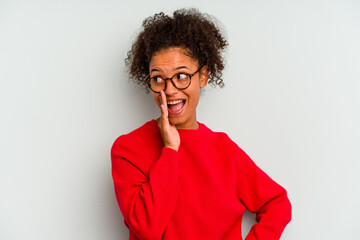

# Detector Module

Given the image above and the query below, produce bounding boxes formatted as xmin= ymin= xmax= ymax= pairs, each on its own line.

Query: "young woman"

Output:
xmin=111 ymin=8 xmax=291 ymax=240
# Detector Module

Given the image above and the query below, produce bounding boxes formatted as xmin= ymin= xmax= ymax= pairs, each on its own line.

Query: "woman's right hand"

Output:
xmin=157 ymin=91 xmax=180 ymax=152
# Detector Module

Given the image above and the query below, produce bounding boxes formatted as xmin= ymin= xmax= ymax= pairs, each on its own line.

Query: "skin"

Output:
xmin=149 ymin=47 xmax=209 ymax=151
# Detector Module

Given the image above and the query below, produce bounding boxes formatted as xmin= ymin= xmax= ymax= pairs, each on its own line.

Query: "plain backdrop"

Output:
xmin=1 ymin=0 xmax=359 ymax=239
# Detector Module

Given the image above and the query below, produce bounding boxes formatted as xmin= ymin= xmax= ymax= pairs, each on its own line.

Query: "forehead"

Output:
xmin=149 ymin=47 xmax=198 ymax=71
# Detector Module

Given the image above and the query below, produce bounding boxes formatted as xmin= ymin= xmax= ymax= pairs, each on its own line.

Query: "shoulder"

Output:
xmin=111 ymin=119 xmax=160 ymax=155
xmin=200 ymin=124 xmax=253 ymax=167
xmin=201 ymin=123 xmax=240 ymax=151
xmin=209 ymin=128 xmax=253 ymax=165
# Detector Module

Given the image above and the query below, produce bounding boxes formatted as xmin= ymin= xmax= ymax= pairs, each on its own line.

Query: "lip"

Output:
xmin=166 ymin=98 xmax=185 ymax=102
xmin=167 ymin=99 xmax=186 ymax=115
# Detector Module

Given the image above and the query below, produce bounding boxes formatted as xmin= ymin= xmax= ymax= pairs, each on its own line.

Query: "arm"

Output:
xmin=236 ymin=148 xmax=292 ymax=240
xmin=111 ymin=141 xmax=180 ymax=240
xmin=111 ymin=91 xmax=180 ymax=239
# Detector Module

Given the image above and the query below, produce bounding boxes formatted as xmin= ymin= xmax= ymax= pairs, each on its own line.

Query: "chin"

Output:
xmin=169 ymin=116 xmax=185 ymax=127
xmin=168 ymin=117 xmax=181 ymax=125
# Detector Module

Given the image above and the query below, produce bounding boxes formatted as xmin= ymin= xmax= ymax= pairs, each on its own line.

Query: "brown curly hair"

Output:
xmin=125 ymin=8 xmax=228 ymax=92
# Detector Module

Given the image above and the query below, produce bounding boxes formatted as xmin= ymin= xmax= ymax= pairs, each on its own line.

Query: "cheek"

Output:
xmin=187 ymin=89 xmax=201 ymax=109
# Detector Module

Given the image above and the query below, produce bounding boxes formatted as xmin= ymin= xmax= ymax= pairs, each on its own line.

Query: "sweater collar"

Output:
xmin=150 ymin=119 xmax=209 ymax=137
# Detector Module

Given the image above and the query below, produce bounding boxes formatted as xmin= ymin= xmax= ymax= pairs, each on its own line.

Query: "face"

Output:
xmin=149 ymin=47 xmax=209 ymax=129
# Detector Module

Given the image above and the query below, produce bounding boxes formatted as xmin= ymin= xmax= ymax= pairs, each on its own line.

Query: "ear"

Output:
xmin=199 ymin=66 xmax=209 ymax=88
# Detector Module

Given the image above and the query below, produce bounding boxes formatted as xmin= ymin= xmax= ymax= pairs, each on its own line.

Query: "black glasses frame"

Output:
xmin=147 ymin=66 xmax=203 ymax=93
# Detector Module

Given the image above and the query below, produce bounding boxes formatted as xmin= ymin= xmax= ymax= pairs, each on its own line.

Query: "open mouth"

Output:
xmin=167 ymin=99 xmax=186 ymax=115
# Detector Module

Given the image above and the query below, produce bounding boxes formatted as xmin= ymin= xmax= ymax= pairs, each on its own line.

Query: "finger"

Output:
xmin=160 ymin=91 xmax=168 ymax=110
xmin=160 ymin=91 xmax=168 ymax=119
xmin=160 ymin=104 xmax=168 ymax=119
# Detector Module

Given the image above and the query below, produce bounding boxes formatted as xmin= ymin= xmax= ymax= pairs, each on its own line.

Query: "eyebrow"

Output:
xmin=150 ymin=66 xmax=189 ymax=73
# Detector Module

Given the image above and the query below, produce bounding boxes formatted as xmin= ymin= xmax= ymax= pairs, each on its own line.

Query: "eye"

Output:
xmin=151 ymin=76 xmax=164 ymax=83
xmin=176 ymin=73 xmax=188 ymax=80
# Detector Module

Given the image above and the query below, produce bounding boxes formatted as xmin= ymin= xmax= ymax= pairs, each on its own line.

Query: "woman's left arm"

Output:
xmin=236 ymin=147 xmax=292 ymax=240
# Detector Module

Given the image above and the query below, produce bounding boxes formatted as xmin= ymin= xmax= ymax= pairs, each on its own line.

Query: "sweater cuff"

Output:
xmin=160 ymin=147 xmax=180 ymax=162
xmin=162 ymin=146 xmax=179 ymax=153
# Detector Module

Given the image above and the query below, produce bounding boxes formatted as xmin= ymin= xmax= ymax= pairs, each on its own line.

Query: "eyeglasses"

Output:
xmin=147 ymin=67 xmax=202 ymax=93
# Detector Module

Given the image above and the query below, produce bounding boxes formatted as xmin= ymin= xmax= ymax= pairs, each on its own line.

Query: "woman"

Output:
xmin=111 ymin=9 xmax=291 ymax=240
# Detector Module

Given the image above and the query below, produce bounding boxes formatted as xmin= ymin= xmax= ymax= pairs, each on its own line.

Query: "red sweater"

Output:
xmin=111 ymin=120 xmax=291 ymax=240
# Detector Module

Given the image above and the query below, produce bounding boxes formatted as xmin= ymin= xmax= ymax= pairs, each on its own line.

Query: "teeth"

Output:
xmin=167 ymin=100 xmax=183 ymax=105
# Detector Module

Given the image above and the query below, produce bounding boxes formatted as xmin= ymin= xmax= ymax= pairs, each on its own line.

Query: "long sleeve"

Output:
xmin=236 ymin=147 xmax=292 ymax=240
xmin=111 ymin=136 xmax=180 ymax=240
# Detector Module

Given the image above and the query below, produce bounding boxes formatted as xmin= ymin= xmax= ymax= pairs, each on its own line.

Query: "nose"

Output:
xmin=164 ymin=79 xmax=178 ymax=95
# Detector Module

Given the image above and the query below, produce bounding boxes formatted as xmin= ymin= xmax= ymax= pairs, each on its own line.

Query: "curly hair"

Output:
xmin=125 ymin=8 xmax=228 ymax=91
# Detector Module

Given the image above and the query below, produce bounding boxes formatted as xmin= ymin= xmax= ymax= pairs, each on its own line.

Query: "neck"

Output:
xmin=176 ymin=121 xmax=199 ymax=130
xmin=155 ymin=117 xmax=199 ymax=130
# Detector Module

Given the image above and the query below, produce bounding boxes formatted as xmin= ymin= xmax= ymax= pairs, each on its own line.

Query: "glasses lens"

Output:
xmin=149 ymin=77 xmax=165 ymax=92
xmin=173 ymin=73 xmax=190 ymax=89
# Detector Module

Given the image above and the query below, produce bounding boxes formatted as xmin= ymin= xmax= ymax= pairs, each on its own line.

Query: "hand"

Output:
xmin=157 ymin=91 xmax=180 ymax=152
